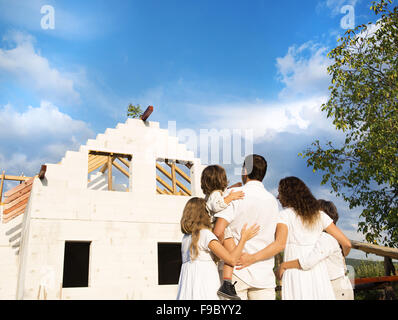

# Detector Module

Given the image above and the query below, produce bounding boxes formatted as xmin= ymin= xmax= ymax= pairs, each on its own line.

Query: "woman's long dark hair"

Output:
xmin=278 ymin=176 xmax=321 ymax=227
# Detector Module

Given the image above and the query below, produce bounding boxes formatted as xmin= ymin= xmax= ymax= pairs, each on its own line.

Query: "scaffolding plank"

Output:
xmin=3 ymin=198 xmax=29 ymax=215
xmin=4 ymin=177 xmax=34 ymax=198
xmin=4 ymin=183 xmax=33 ymax=204
xmin=4 ymin=192 xmax=31 ymax=210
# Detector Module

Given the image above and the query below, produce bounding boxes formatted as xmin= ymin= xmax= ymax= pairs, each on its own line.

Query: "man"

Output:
xmin=213 ymin=154 xmax=280 ymax=300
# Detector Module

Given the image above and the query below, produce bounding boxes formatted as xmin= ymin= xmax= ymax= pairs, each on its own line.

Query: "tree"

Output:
xmin=127 ymin=104 xmax=143 ymax=118
xmin=301 ymin=0 xmax=398 ymax=247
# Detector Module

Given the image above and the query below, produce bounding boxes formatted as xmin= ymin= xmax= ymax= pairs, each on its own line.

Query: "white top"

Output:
xmin=181 ymin=229 xmax=218 ymax=263
xmin=298 ymin=232 xmax=346 ymax=281
xmin=278 ymin=208 xmax=335 ymax=299
xmin=206 ymin=190 xmax=229 ymax=214
xmin=177 ymin=229 xmax=221 ymax=300
xmin=214 ymin=180 xmax=279 ymax=288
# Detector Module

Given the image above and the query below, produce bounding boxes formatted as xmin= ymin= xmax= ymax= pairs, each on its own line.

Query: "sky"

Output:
xmin=0 ymin=0 xmax=387 ymax=260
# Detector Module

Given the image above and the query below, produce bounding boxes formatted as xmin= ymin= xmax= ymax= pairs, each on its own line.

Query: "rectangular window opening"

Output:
xmin=156 ymin=159 xmax=192 ymax=196
xmin=62 ymin=241 xmax=91 ymax=288
xmin=157 ymin=242 xmax=182 ymax=285
xmin=87 ymin=150 xmax=132 ymax=192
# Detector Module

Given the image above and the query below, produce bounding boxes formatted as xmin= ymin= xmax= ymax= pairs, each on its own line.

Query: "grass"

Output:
xmin=346 ymin=258 xmax=398 ymax=300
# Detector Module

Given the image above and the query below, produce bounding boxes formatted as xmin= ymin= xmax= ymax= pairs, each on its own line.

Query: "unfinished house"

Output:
xmin=0 ymin=113 xmax=206 ymax=299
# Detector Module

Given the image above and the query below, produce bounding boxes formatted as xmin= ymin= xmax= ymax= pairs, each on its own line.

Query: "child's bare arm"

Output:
xmin=224 ymin=190 xmax=244 ymax=205
xmin=213 ymin=218 xmax=229 ymax=241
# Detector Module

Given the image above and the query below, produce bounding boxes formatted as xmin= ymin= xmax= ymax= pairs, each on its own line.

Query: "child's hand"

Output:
xmin=240 ymin=223 xmax=260 ymax=242
xmin=229 ymin=190 xmax=245 ymax=201
xmin=223 ymin=190 xmax=245 ymax=205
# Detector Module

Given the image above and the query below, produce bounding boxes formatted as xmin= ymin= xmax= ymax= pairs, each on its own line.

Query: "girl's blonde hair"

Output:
xmin=180 ymin=197 xmax=213 ymax=260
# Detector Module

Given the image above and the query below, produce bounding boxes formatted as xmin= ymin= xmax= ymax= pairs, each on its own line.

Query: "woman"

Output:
xmin=277 ymin=199 xmax=354 ymax=300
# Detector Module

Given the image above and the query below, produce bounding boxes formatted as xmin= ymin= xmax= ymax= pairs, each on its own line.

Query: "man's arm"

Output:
xmin=236 ymin=223 xmax=288 ymax=270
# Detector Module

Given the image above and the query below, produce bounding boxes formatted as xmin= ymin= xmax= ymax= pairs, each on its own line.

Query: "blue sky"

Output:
xmin=0 ymin=0 xmax=386 ymax=259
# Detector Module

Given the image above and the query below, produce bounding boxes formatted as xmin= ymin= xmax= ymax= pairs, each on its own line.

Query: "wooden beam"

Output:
xmin=140 ymin=106 xmax=154 ymax=121
xmin=3 ymin=183 xmax=32 ymax=204
xmin=3 ymin=206 xmax=26 ymax=223
xmin=156 ymin=176 xmax=173 ymax=193
xmin=4 ymin=178 xmax=34 ymax=198
xmin=88 ymin=157 xmax=108 ymax=173
xmin=3 ymin=198 xmax=29 ymax=215
xmin=171 ymin=162 xmax=177 ymax=194
xmin=185 ymin=162 xmax=193 ymax=169
xmin=351 ymin=240 xmax=398 ymax=260
xmin=107 ymin=156 xmax=113 ymax=191
xmin=0 ymin=171 xmax=5 ymax=205
xmin=3 ymin=175 xmax=32 ymax=182
xmin=112 ymin=161 xmax=129 ymax=178
xmin=174 ymin=165 xmax=191 ymax=184
xmin=156 ymin=163 xmax=172 ymax=180
xmin=117 ymin=157 xmax=130 ymax=168
xmin=156 ymin=186 xmax=165 ymax=194
xmin=4 ymin=192 xmax=31 ymax=211
xmin=89 ymin=150 xmax=131 ymax=159
xmin=176 ymin=180 xmax=191 ymax=196
xmin=100 ymin=156 xmax=116 ymax=174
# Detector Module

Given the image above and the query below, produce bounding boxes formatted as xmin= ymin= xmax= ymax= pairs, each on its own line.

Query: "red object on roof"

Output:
xmin=140 ymin=106 xmax=154 ymax=121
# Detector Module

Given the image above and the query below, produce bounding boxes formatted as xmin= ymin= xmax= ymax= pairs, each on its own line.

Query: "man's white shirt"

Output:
xmin=214 ymin=180 xmax=279 ymax=288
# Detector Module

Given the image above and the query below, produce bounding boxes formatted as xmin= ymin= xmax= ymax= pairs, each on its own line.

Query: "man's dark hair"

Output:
xmin=243 ymin=154 xmax=267 ymax=182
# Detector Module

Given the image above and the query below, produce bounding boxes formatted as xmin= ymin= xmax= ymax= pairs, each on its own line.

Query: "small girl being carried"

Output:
xmin=201 ymin=165 xmax=245 ymax=300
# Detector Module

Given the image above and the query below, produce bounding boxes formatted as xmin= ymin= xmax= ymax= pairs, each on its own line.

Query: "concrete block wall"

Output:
xmin=13 ymin=118 xmax=206 ymax=299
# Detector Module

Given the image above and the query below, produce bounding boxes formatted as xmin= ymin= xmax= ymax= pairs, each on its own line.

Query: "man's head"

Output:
xmin=242 ymin=154 xmax=267 ymax=183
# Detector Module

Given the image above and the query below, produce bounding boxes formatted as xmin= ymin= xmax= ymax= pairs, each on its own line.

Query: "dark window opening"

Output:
xmin=62 ymin=241 xmax=91 ymax=288
xmin=158 ymin=243 xmax=182 ymax=285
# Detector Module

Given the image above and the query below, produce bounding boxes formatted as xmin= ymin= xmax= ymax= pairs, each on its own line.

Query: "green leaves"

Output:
xmin=126 ymin=103 xmax=143 ymax=119
xmin=302 ymin=0 xmax=398 ymax=248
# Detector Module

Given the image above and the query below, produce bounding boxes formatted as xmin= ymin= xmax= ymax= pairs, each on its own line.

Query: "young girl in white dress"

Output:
xmin=176 ymin=197 xmax=259 ymax=300
xmin=275 ymin=177 xmax=352 ymax=300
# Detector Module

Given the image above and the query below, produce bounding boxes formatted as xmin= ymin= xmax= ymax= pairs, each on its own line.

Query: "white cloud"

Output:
xmin=0 ymin=101 xmax=94 ymax=176
xmin=276 ymin=42 xmax=332 ymax=98
xmin=0 ymin=30 xmax=80 ymax=104
xmin=197 ymin=95 xmax=334 ymax=143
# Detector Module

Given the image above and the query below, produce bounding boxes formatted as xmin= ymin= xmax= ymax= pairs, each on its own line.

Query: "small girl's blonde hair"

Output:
xmin=180 ymin=197 xmax=213 ymax=260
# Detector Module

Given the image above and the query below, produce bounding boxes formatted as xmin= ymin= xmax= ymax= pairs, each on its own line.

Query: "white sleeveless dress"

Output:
xmin=278 ymin=208 xmax=336 ymax=300
xmin=176 ymin=229 xmax=221 ymax=300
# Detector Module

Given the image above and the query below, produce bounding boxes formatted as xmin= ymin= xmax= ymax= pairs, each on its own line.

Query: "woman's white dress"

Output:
xmin=279 ymin=208 xmax=336 ymax=300
xmin=176 ymin=229 xmax=221 ymax=300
